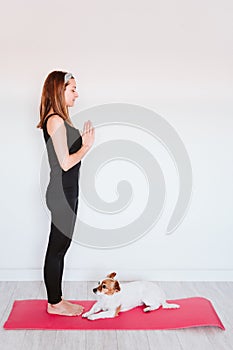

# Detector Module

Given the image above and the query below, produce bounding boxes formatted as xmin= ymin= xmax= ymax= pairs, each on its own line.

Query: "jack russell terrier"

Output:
xmin=82 ymin=272 xmax=180 ymax=320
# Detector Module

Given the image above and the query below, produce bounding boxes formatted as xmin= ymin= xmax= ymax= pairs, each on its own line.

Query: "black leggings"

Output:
xmin=44 ymin=191 xmax=78 ymax=304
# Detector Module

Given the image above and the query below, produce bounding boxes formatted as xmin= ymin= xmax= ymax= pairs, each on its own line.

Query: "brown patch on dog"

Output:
xmin=107 ymin=272 xmax=116 ymax=279
xmin=97 ymin=278 xmax=121 ymax=295
xmin=114 ymin=280 xmax=121 ymax=292
xmin=115 ymin=305 xmax=121 ymax=317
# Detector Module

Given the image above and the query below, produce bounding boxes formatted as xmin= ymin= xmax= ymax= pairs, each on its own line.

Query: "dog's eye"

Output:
xmin=98 ymin=281 xmax=100 ymax=285
xmin=102 ymin=285 xmax=107 ymax=289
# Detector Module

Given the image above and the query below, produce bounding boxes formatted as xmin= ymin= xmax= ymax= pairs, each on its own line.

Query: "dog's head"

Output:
xmin=93 ymin=272 xmax=121 ymax=296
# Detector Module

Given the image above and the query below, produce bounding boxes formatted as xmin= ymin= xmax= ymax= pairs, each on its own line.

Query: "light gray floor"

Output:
xmin=0 ymin=281 xmax=232 ymax=350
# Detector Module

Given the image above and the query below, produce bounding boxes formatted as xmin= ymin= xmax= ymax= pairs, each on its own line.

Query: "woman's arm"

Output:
xmin=47 ymin=115 xmax=94 ymax=172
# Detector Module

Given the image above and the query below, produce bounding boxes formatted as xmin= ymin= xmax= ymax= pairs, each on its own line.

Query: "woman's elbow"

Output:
xmin=60 ymin=160 xmax=70 ymax=172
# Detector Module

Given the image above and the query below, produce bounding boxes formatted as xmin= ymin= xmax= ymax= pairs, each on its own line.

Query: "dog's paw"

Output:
xmin=143 ymin=306 xmax=151 ymax=312
xmin=87 ymin=314 xmax=97 ymax=321
xmin=82 ymin=312 xmax=89 ymax=318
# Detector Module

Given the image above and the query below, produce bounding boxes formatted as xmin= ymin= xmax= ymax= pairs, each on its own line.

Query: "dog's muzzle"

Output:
xmin=93 ymin=288 xmax=97 ymax=294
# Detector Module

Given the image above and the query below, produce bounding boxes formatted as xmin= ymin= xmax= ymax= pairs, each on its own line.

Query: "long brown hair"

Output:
xmin=37 ymin=70 xmax=74 ymax=129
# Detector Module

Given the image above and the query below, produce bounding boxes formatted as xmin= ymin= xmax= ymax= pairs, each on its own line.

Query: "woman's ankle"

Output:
xmin=48 ymin=298 xmax=62 ymax=306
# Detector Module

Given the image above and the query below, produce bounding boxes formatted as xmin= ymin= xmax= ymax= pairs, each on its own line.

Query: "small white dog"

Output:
xmin=82 ymin=272 xmax=180 ymax=320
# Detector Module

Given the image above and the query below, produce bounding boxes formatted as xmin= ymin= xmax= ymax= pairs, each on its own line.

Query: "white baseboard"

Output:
xmin=0 ymin=269 xmax=233 ymax=281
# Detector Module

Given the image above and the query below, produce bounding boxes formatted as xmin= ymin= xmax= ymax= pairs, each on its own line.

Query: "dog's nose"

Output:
xmin=93 ymin=288 xmax=97 ymax=294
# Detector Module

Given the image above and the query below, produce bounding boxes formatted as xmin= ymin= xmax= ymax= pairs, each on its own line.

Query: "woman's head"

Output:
xmin=64 ymin=73 xmax=79 ymax=107
xmin=37 ymin=70 xmax=78 ymax=129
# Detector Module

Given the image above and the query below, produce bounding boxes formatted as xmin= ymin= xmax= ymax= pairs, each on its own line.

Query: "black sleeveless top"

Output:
xmin=43 ymin=113 xmax=82 ymax=198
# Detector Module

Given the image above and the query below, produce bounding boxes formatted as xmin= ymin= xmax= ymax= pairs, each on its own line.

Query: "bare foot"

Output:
xmin=47 ymin=299 xmax=84 ymax=316
xmin=62 ymin=300 xmax=84 ymax=315
xmin=61 ymin=297 xmax=84 ymax=315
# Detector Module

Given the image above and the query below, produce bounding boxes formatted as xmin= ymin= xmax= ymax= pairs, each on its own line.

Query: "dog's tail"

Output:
xmin=162 ymin=302 xmax=180 ymax=309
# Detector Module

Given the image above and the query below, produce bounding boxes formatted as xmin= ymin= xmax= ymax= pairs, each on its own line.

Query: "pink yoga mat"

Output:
xmin=3 ymin=297 xmax=225 ymax=330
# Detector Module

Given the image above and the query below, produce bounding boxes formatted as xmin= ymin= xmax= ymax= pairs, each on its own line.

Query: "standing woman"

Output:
xmin=37 ymin=71 xmax=94 ymax=316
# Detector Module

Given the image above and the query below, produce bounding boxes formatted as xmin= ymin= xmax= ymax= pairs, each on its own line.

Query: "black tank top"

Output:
xmin=43 ymin=113 xmax=82 ymax=196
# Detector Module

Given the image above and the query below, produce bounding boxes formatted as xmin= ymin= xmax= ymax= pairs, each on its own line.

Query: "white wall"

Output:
xmin=0 ymin=0 xmax=233 ymax=281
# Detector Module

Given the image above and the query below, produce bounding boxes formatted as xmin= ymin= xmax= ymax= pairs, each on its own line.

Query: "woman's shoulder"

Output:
xmin=47 ymin=114 xmax=64 ymax=124
xmin=46 ymin=114 xmax=65 ymax=136
xmin=45 ymin=112 xmax=63 ymax=121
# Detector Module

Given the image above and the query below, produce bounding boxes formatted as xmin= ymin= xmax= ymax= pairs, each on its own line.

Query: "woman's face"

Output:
xmin=64 ymin=78 xmax=79 ymax=107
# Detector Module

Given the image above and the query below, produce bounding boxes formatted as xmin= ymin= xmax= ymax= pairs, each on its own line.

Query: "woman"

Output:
xmin=37 ymin=71 xmax=94 ymax=316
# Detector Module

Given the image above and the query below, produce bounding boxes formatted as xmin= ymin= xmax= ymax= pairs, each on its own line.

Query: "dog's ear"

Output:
xmin=114 ymin=280 xmax=121 ymax=292
xmin=107 ymin=272 xmax=116 ymax=279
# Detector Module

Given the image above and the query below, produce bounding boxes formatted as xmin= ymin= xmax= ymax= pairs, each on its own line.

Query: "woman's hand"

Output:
xmin=81 ymin=120 xmax=95 ymax=150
